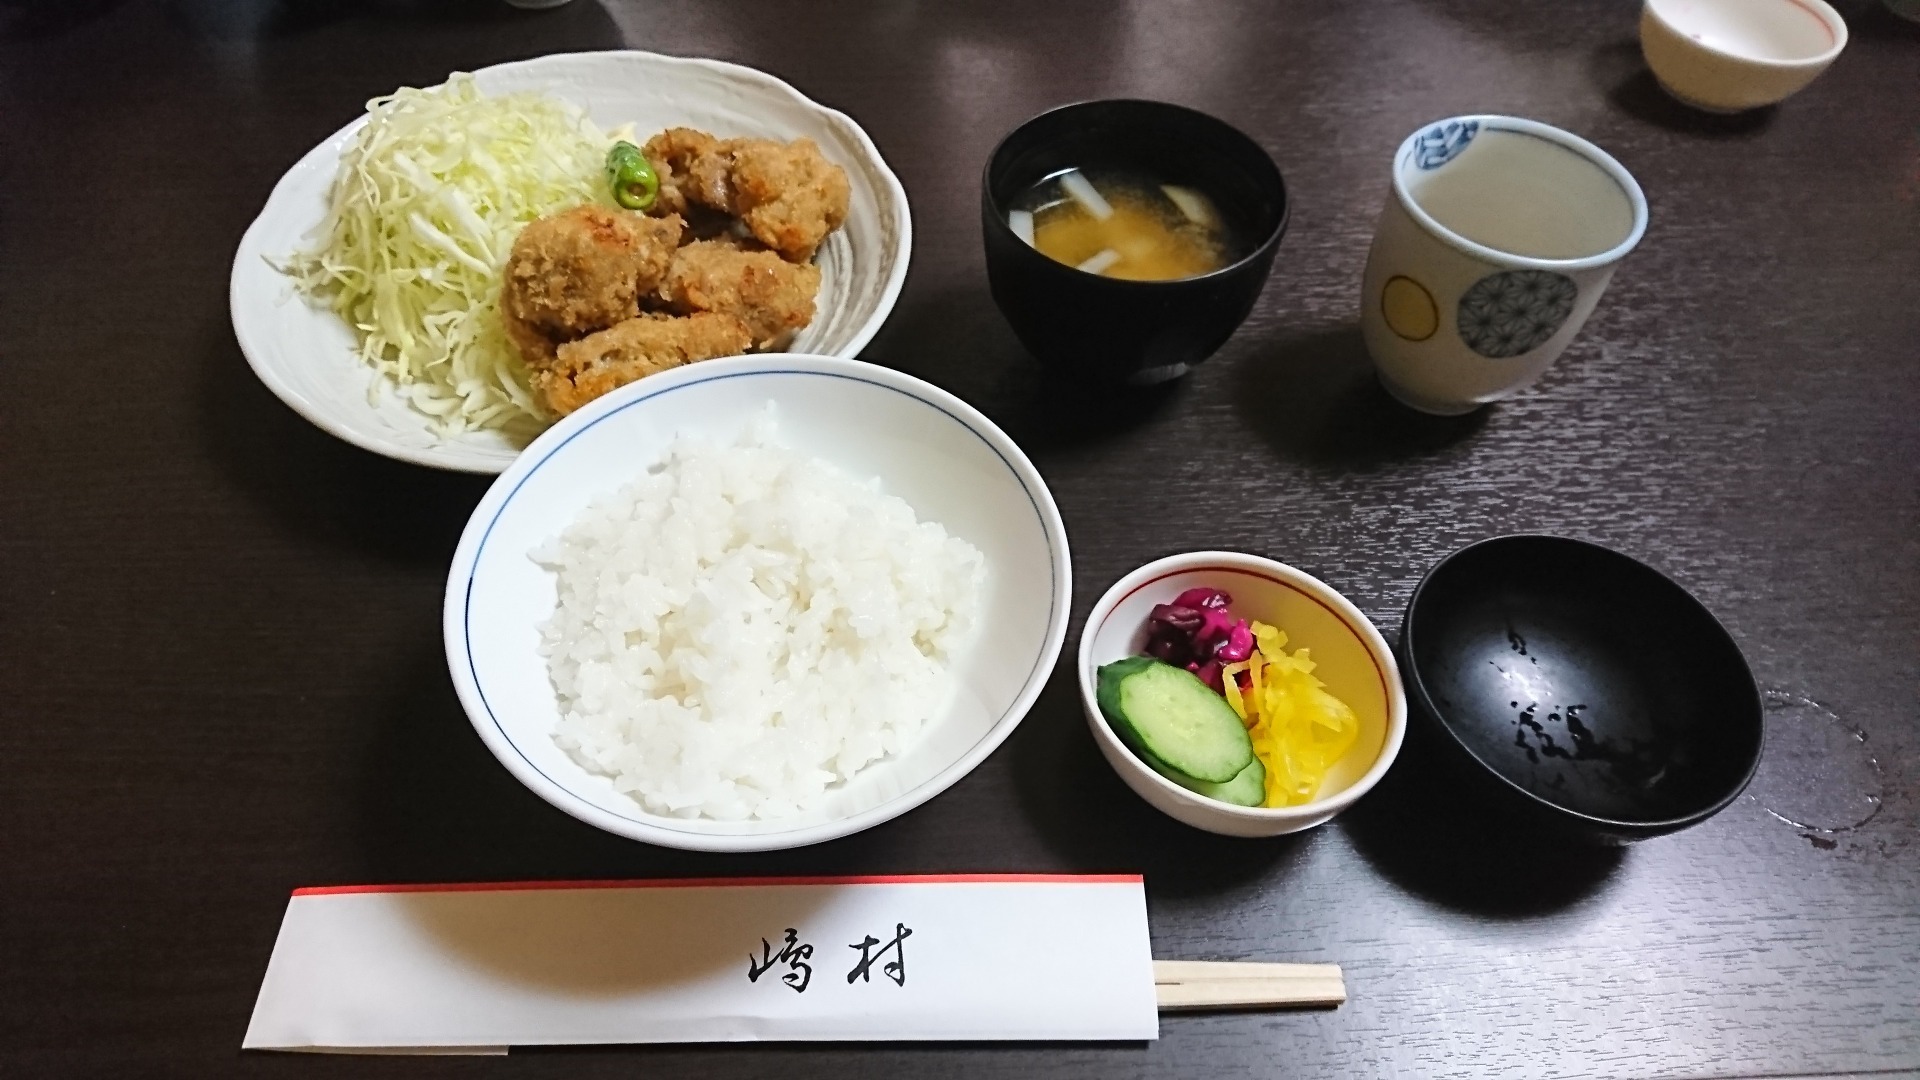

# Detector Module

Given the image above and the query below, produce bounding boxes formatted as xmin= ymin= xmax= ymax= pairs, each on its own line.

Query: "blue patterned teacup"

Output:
xmin=1361 ymin=116 xmax=1648 ymax=415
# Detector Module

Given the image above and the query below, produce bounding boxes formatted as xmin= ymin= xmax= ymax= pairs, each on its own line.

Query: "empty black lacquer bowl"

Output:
xmin=1401 ymin=536 xmax=1763 ymax=844
xmin=981 ymin=99 xmax=1289 ymax=385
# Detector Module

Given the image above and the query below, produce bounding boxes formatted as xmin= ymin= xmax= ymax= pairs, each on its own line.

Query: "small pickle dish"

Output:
xmin=1078 ymin=551 xmax=1408 ymax=837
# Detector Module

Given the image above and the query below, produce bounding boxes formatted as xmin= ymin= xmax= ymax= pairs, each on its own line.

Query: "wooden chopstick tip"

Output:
xmin=1151 ymin=960 xmax=1346 ymax=1012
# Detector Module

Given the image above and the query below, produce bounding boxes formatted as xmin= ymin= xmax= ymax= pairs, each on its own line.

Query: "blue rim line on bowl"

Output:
xmin=445 ymin=357 xmax=1070 ymax=848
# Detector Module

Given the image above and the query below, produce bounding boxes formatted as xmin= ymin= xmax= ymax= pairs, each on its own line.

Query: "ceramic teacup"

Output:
xmin=1640 ymin=0 xmax=1848 ymax=113
xmin=1360 ymin=116 xmax=1649 ymax=415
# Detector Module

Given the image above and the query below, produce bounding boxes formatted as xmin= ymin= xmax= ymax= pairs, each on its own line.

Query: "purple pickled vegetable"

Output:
xmin=1146 ymin=633 xmax=1185 ymax=663
xmin=1174 ymin=587 xmax=1231 ymax=611
xmin=1149 ymin=603 xmax=1204 ymax=633
xmin=1195 ymin=606 xmax=1236 ymax=648
xmin=1145 ymin=603 xmax=1208 ymax=666
xmin=1216 ymin=620 xmax=1254 ymax=663
xmin=1139 ymin=588 xmax=1245 ymax=692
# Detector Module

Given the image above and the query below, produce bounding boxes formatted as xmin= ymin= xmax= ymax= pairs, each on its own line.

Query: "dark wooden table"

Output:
xmin=4 ymin=0 xmax=1917 ymax=1075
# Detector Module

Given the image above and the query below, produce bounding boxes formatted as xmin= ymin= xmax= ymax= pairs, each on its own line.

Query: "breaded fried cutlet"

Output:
xmin=726 ymin=137 xmax=850 ymax=264
xmin=640 ymin=130 xmax=849 ymax=263
xmin=501 ymin=205 xmax=683 ymax=338
xmin=532 ymin=312 xmax=753 ymax=416
xmin=499 ymin=299 xmax=558 ymax=369
xmin=643 ymin=127 xmax=728 ymax=219
xmin=659 ymin=239 xmax=822 ymax=348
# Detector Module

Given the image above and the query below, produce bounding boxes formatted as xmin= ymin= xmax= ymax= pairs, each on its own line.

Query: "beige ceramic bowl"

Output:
xmin=1078 ymin=552 xmax=1407 ymax=837
xmin=1640 ymin=0 xmax=1847 ymax=112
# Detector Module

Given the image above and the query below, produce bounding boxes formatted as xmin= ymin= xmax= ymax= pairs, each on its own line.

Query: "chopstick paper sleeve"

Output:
xmin=243 ymin=874 xmax=1159 ymax=1052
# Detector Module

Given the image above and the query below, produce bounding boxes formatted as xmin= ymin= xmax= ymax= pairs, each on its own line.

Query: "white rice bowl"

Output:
xmin=535 ymin=407 xmax=986 ymax=821
xmin=444 ymin=355 xmax=1070 ymax=852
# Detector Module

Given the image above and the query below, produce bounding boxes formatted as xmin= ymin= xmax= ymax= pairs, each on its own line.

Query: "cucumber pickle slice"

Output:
xmin=1155 ymin=755 xmax=1266 ymax=807
xmin=1096 ymin=656 xmax=1254 ymax=784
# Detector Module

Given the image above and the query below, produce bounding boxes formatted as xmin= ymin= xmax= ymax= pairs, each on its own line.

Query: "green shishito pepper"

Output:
xmin=605 ymin=141 xmax=659 ymax=211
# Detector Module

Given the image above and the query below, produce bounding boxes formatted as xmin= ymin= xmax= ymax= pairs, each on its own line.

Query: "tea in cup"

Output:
xmin=1360 ymin=116 xmax=1648 ymax=415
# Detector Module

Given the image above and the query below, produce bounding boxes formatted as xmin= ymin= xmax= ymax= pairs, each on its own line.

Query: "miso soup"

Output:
xmin=1009 ymin=168 xmax=1232 ymax=281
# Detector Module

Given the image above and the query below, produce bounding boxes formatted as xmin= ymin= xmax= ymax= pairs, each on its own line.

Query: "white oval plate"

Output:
xmin=230 ymin=51 xmax=912 ymax=473
xmin=444 ymin=355 xmax=1072 ymax=851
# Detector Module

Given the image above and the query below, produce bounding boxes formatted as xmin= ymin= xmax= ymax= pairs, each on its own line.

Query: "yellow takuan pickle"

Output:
xmin=1221 ymin=622 xmax=1361 ymax=807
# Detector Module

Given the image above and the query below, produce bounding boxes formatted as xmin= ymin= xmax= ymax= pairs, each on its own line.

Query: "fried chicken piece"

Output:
xmin=726 ymin=137 xmax=850 ymax=264
xmin=642 ymin=128 xmax=726 ymax=219
xmin=696 ymin=228 xmax=771 ymax=252
xmin=640 ymin=129 xmax=850 ymax=263
xmin=501 ymin=205 xmax=682 ymax=339
xmin=659 ymin=239 xmax=822 ymax=348
xmin=498 ymin=299 xmax=557 ymax=368
xmin=532 ymin=313 xmax=753 ymax=416
xmin=678 ymin=204 xmax=747 ymax=244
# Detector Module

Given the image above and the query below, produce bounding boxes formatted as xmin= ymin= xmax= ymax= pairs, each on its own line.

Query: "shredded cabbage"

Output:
xmin=278 ymin=73 xmax=613 ymax=439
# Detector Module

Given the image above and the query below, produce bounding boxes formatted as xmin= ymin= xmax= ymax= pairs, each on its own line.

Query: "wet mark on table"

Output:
xmin=1746 ymin=691 xmax=1884 ymax=841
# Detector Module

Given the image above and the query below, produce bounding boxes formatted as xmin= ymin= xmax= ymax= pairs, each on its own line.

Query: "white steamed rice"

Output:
xmin=533 ymin=405 xmax=987 ymax=821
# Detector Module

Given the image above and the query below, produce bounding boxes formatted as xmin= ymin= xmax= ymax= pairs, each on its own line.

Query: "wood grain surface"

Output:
xmin=2 ymin=0 xmax=1916 ymax=1076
